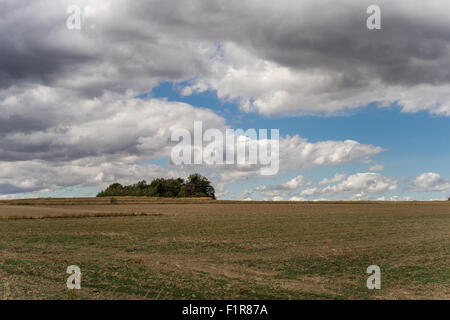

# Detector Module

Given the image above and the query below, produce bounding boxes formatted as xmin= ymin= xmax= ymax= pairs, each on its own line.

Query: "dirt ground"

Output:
xmin=0 ymin=198 xmax=449 ymax=299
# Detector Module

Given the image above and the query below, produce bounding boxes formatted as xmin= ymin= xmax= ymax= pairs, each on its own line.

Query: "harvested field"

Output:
xmin=0 ymin=198 xmax=449 ymax=299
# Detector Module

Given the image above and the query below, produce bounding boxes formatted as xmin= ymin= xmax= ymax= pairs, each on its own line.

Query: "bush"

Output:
xmin=97 ymin=174 xmax=215 ymax=199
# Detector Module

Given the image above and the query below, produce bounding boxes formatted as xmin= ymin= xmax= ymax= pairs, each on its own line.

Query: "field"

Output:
xmin=0 ymin=198 xmax=449 ymax=300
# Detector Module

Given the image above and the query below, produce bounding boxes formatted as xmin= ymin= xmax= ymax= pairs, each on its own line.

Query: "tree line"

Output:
xmin=96 ymin=173 xmax=216 ymax=199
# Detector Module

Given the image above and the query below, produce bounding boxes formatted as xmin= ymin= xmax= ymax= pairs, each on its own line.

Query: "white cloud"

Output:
xmin=289 ymin=196 xmax=305 ymax=201
xmin=377 ymin=195 xmax=414 ymax=201
xmin=301 ymin=173 xmax=398 ymax=197
xmin=183 ymin=134 xmax=385 ymax=198
xmin=280 ymin=136 xmax=384 ymax=171
xmin=319 ymin=173 xmax=346 ymax=185
xmin=411 ymin=172 xmax=450 ymax=192
xmin=0 ymin=160 xmax=185 ymax=196
xmin=181 ymin=80 xmax=209 ymax=97
xmin=255 ymin=175 xmax=309 ymax=197
xmin=0 ymin=85 xmax=226 ymax=163
xmin=300 ymin=188 xmax=319 ymax=197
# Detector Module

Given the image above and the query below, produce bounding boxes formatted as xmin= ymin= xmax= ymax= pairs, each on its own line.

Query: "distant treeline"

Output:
xmin=97 ymin=174 xmax=215 ymax=199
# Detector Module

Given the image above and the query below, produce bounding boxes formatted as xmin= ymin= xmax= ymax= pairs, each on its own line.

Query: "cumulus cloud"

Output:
xmin=0 ymin=160 xmax=185 ymax=195
xmin=182 ymin=133 xmax=385 ymax=193
xmin=301 ymin=173 xmax=398 ymax=197
xmin=1 ymin=1 xmax=449 ymax=116
xmin=0 ymin=87 xmax=226 ymax=162
xmin=280 ymin=136 xmax=384 ymax=170
xmin=255 ymin=175 xmax=309 ymax=197
xmin=377 ymin=195 xmax=414 ymax=201
xmin=319 ymin=173 xmax=347 ymax=185
xmin=0 ymin=83 xmax=230 ymax=196
xmin=0 ymin=0 xmax=217 ymax=96
xmin=174 ymin=1 xmax=450 ymax=115
xmin=410 ymin=172 xmax=450 ymax=192
xmin=289 ymin=196 xmax=306 ymax=201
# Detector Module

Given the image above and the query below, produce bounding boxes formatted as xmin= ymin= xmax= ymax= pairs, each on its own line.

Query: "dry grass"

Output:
xmin=0 ymin=198 xmax=449 ymax=300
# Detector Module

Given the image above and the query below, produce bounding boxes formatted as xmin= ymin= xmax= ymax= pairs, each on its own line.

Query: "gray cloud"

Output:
xmin=1 ymin=0 xmax=449 ymax=111
xmin=0 ymin=159 xmax=187 ymax=197
xmin=0 ymin=90 xmax=226 ymax=162
xmin=0 ymin=183 xmax=41 ymax=195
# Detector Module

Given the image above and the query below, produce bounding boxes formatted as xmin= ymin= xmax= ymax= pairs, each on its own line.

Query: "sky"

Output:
xmin=0 ymin=0 xmax=449 ymax=201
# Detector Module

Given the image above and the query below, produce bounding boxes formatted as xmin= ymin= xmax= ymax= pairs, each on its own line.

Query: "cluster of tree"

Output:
xmin=97 ymin=174 xmax=215 ymax=199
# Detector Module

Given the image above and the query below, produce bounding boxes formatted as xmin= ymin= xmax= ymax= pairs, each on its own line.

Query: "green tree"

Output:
xmin=96 ymin=174 xmax=215 ymax=199
xmin=162 ymin=178 xmax=183 ymax=197
xmin=177 ymin=185 xmax=189 ymax=197
xmin=97 ymin=183 xmax=125 ymax=197
xmin=186 ymin=174 xmax=216 ymax=199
